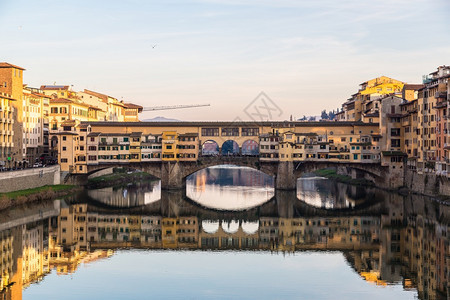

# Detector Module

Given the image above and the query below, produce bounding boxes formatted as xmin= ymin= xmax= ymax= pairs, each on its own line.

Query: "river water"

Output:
xmin=0 ymin=166 xmax=448 ymax=299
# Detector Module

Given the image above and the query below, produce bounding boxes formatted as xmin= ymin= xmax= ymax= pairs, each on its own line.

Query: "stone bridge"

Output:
xmin=79 ymin=156 xmax=397 ymax=190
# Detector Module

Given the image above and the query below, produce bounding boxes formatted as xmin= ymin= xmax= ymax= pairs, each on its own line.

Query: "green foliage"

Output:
xmin=0 ymin=185 xmax=77 ymax=211
xmin=1 ymin=185 xmax=74 ymax=199
xmin=314 ymin=168 xmax=374 ymax=186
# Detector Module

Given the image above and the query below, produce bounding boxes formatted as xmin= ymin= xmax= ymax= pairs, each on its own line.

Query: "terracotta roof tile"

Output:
xmin=0 ymin=62 xmax=25 ymax=70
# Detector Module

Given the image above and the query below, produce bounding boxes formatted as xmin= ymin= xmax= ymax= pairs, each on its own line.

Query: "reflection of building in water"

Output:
xmin=162 ymin=217 xmax=198 ymax=249
xmin=0 ymin=229 xmax=14 ymax=292
xmin=0 ymin=194 xmax=448 ymax=300
xmin=21 ymin=221 xmax=48 ymax=287
xmin=200 ymin=220 xmax=259 ymax=249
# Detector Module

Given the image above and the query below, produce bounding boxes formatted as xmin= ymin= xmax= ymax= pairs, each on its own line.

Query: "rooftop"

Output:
xmin=0 ymin=62 xmax=25 ymax=70
xmin=40 ymin=85 xmax=69 ymax=90
xmin=50 ymin=98 xmax=73 ymax=104
xmin=81 ymin=120 xmax=380 ymax=128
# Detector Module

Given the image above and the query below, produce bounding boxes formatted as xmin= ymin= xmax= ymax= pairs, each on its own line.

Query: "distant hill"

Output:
xmin=142 ymin=116 xmax=181 ymax=122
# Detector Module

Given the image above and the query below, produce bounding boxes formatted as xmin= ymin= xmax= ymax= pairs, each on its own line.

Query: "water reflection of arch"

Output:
xmin=221 ymin=140 xmax=239 ymax=155
xmin=201 ymin=140 xmax=220 ymax=156
xmin=199 ymin=219 xmax=260 ymax=249
xmin=241 ymin=140 xmax=259 ymax=156
xmin=202 ymin=220 xmax=219 ymax=233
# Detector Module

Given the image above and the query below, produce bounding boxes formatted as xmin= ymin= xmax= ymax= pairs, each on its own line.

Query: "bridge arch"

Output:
xmin=294 ymin=162 xmax=388 ymax=187
xmin=242 ymin=140 xmax=259 ymax=156
xmin=181 ymin=158 xmax=277 ymax=181
xmin=221 ymin=140 xmax=239 ymax=156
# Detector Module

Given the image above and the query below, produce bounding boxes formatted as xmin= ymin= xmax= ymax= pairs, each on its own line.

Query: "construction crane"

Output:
xmin=142 ymin=104 xmax=210 ymax=112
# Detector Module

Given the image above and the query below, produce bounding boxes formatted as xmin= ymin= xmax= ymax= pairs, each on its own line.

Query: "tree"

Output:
xmin=328 ymin=110 xmax=336 ymax=120
xmin=321 ymin=110 xmax=328 ymax=120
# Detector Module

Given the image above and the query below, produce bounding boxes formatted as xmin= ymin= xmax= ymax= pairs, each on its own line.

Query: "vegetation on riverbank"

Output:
xmin=0 ymin=185 xmax=80 ymax=211
xmin=314 ymin=169 xmax=374 ymax=186
xmin=87 ymin=168 xmax=158 ymax=189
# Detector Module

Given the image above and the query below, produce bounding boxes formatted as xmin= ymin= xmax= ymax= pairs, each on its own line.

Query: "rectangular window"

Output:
xmin=391 ymin=139 xmax=401 ymax=147
xmin=201 ymin=128 xmax=219 ymax=136
xmin=241 ymin=128 xmax=259 ymax=136
xmin=221 ymin=128 xmax=239 ymax=136
xmin=390 ymin=128 xmax=400 ymax=136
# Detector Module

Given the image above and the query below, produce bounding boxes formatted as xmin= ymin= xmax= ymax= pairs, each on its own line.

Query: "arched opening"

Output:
xmin=86 ymin=167 xmax=161 ymax=207
xmin=202 ymin=140 xmax=219 ymax=156
xmin=222 ymin=220 xmax=239 ymax=233
xmin=297 ymin=167 xmax=382 ymax=209
xmin=202 ymin=220 xmax=219 ymax=233
xmin=185 ymin=165 xmax=275 ymax=210
xmin=242 ymin=221 xmax=259 ymax=234
xmin=242 ymin=140 xmax=259 ymax=156
xmin=50 ymin=136 xmax=58 ymax=158
xmin=221 ymin=140 xmax=239 ymax=156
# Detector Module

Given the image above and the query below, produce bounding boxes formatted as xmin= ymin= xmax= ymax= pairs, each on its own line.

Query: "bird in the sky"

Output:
xmin=152 ymin=45 xmax=157 ymax=49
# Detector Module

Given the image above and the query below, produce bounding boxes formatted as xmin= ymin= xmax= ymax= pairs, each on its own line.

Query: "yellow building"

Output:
xmin=162 ymin=131 xmax=178 ymax=161
xmin=0 ymin=62 xmax=25 ymax=167
xmin=123 ymin=103 xmax=143 ymax=122
xmin=0 ymin=93 xmax=16 ymax=168
xmin=40 ymin=85 xmax=76 ymax=99
xmin=359 ymin=76 xmax=404 ymax=96
xmin=341 ymin=76 xmax=405 ymax=122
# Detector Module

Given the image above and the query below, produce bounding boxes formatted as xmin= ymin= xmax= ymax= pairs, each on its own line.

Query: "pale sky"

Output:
xmin=0 ymin=0 xmax=449 ymax=121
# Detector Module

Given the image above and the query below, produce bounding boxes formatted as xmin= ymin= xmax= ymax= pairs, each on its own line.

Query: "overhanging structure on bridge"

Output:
xmin=55 ymin=120 xmax=406 ymax=189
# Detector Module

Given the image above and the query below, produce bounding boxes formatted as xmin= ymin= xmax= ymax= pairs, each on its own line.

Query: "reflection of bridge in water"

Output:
xmin=84 ymin=189 xmax=387 ymax=251
xmin=1 ymin=190 xmax=448 ymax=299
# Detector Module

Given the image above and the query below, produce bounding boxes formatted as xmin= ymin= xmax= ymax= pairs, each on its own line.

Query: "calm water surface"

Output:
xmin=0 ymin=166 xmax=447 ymax=299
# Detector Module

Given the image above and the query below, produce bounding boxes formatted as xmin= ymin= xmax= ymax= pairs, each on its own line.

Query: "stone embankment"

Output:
xmin=0 ymin=165 xmax=60 ymax=193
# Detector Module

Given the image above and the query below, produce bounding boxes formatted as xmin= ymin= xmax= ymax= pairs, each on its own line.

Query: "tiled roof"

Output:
xmin=40 ymin=85 xmax=69 ymax=90
xmin=31 ymin=92 xmax=51 ymax=98
xmin=83 ymin=89 xmax=108 ymax=102
xmin=0 ymin=62 xmax=25 ymax=70
xmin=50 ymin=98 xmax=73 ymax=104
xmin=130 ymin=132 xmax=142 ymax=137
xmin=123 ymin=103 xmax=143 ymax=109
xmin=403 ymin=84 xmax=425 ymax=90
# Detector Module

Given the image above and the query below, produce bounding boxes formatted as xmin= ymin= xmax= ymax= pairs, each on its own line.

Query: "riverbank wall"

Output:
xmin=404 ymin=168 xmax=450 ymax=197
xmin=0 ymin=165 xmax=60 ymax=193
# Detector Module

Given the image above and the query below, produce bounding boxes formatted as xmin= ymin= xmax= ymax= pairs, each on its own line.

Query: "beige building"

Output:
xmin=22 ymin=87 xmax=45 ymax=164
